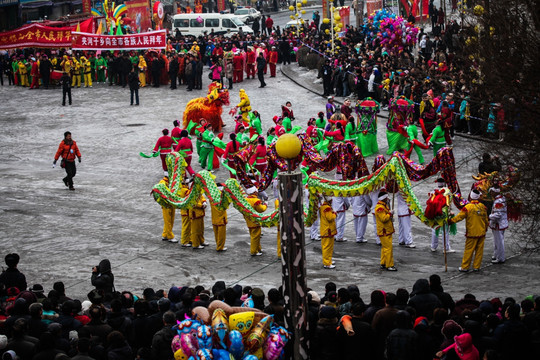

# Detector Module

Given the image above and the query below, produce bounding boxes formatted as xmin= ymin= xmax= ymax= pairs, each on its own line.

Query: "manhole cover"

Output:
xmin=125 ymin=123 xmax=146 ymax=127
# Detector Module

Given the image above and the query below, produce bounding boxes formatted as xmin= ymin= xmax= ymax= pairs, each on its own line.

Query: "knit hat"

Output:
xmin=30 ymin=284 xmax=44 ymax=294
xmin=378 ymin=190 xmax=388 ymax=201
xmin=436 ymin=177 xmax=445 ymax=188
xmin=441 ymin=319 xmax=463 ymax=339
xmin=319 ymin=306 xmax=337 ymax=319
xmin=0 ymin=335 xmax=7 ymax=350
xmin=308 ymin=290 xmax=321 ymax=305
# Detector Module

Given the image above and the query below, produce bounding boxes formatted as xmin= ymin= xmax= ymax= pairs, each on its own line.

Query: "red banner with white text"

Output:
xmin=366 ymin=0 xmax=382 ymax=16
xmin=0 ymin=24 xmax=73 ymax=49
xmin=71 ymin=30 xmax=166 ymax=50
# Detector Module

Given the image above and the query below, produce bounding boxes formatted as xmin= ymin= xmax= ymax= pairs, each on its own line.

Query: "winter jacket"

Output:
xmin=151 ymin=326 xmax=176 ymax=360
xmin=449 ymin=200 xmax=488 ymax=238
xmin=91 ymin=259 xmax=115 ymax=294
xmin=54 ymin=140 xmax=81 ymax=163
xmin=408 ymin=279 xmax=442 ymax=320
xmin=0 ymin=268 xmax=27 ymax=292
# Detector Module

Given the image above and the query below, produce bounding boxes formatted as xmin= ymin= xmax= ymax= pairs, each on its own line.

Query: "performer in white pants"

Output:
xmin=430 ymin=178 xmax=455 ymax=252
xmin=352 ymin=194 xmax=369 ymax=243
xmin=489 ymin=186 xmax=507 ymax=264
xmin=333 ymin=173 xmax=349 ymax=242
xmin=397 ymin=192 xmax=416 ymax=248
xmin=370 ymin=155 xmax=386 ymax=245
xmin=368 ymin=190 xmax=381 ymax=245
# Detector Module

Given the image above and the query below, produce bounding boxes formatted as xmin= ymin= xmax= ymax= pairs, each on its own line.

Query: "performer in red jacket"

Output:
xmin=174 ymin=130 xmax=195 ymax=177
xmin=153 ymin=129 xmax=174 ymax=176
xmin=268 ymin=47 xmax=278 ymax=77
xmin=233 ymin=51 xmax=244 ymax=83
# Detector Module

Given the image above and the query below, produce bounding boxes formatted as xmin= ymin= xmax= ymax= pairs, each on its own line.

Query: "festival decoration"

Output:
xmin=182 ymin=82 xmax=230 ymax=132
xmin=363 ymin=9 xmax=419 ymax=54
xmin=153 ymin=1 xmax=165 ymax=30
xmin=152 ymin=136 xmax=472 ymax=231
xmin=355 ymin=97 xmax=380 ymax=157
xmin=386 ymin=96 xmax=415 ymax=155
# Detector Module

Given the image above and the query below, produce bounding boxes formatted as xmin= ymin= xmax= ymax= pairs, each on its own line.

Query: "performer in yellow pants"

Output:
xmin=244 ymin=187 xmax=267 ymax=256
xmin=211 ymin=186 xmax=228 ymax=251
xmin=179 ymin=183 xmax=191 ymax=247
xmin=81 ymin=56 xmax=92 ymax=87
xmin=159 ymin=176 xmax=177 ymax=242
xmin=18 ymin=60 xmax=29 ymax=87
xmin=449 ymin=189 xmax=488 ymax=272
xmin=71 ymin=57 xmax=81 ymax=88
xmin=375 ymin=190 xmax=397 ymax=271
xmin=320 ymin=197 xmax=337 ymax=269
xmin=190 ymin=194 xmax=207 ymax=249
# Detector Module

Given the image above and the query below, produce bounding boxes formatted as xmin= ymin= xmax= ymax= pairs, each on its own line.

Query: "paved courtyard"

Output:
xmin=0 ymin=65 xmax=537 ymax=301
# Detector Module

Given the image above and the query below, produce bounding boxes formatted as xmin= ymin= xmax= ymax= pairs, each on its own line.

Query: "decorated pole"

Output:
xmin=275 ymin=134 xmax=309 ymax=360
xmin=443 ymin=224 xmax=448 ymax=272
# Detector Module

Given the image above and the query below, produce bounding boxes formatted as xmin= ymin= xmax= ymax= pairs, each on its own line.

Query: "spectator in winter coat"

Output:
xmin=0 ymin=253 xmax=27 ymax=292
xmin=151 ymin=311 xmax=176 ymax=360
xmin=91 ymin=259 xmax=115 ymax=296
xmin=311 ymin=306 xmax=339 ymax=360
xmin=363 ymin=290 xmax=386 ymax=324
xmin=429 ymin=274 xmax=455 ymax=313
xmin=337 ymin=302 xmax=376 ymax=360
xmin=372 ymin=292 xmax=399 ymax=358
xmin=408 ymin=278 xmax=442 ymax=320
xmin=386 ymin=310 xmax=418 ymax=360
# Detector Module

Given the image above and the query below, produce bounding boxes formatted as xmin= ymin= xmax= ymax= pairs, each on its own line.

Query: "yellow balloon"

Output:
xmin=301 ymin=9 xmax=306 ymax=14
xmin=290 ymin=15 xmax=295 ymax=19
xmin=302 ymin=0 xmax=307 ymax=4
xmin=300 ymin=19 xmax=305 ymax=24
xmin=229 ymin=312 xmax=255 ymax=336
xmin=325 ymin=29 xmax=330 ymax=34
xmin=330 ymin=6 xmax=334 ymax=11
xmin=294 ymin=13 xmax=299 ymax=17
xmin=338 ymin=23 xmax=343 ymax=28
xmin=334 ymin=14 xmax=341 ymax=21
xmin=296 ymin=2 xmax=301 ymax=7
xmin=322 ymin=18 xmax=330 ymax=24
xmin=275 ymin=133 xmax=302 ymax=160
xmin=289 ymin=5 xmax=294 ymax=11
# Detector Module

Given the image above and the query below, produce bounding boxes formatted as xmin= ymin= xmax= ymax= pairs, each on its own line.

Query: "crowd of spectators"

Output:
xmin=1 ymin=253 xmax=539 ymax=360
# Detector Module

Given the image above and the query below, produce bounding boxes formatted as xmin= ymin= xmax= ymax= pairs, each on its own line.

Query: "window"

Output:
xmin=190 ymin=19 xmax=204 ymax=27
xmin=206 ymin=18 xmax=219 ymax=27
xmin=232 ymin=18 xmax=244 ymax=27
xmin=235 ymin=9 xmax=248 ymax=15
xmin=174 ymin=19 xmax=189 ymax=28
xmin=222 ymin=18 xmax=236 ymax=28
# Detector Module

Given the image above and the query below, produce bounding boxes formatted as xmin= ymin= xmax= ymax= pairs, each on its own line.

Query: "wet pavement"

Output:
xmin=0 ymin=64 xmax=537 ymax=302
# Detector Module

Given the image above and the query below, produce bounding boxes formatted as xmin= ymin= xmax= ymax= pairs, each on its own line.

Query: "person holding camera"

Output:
xmin=53 ymin=131 xmax=81 ymax=191
xmin=91 ymin=259 xmax=115 ymax=295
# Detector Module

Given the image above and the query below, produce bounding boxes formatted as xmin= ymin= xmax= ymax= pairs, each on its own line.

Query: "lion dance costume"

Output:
xmin=182 ymin=82 xmax=230 ymax=132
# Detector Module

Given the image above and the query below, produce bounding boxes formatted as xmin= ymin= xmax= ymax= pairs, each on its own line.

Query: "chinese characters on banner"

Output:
xmin=322 ymin=0 xmax=328 ymax=19
xmin=82 ymin=0 xmax=92 ymax=14
xmin=0 ymin=24 xmax=73 ymax=49
xmin=366 ymin=0 xmax=383 ymax=16
xmin=71 ymin=30 xmax=166 ymax=50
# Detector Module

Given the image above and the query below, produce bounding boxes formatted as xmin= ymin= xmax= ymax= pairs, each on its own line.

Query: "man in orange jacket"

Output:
xmin=53 ymin=131 xmax=82 ymax=191
xmin=268 ymin=46 xmax=278 ymax=77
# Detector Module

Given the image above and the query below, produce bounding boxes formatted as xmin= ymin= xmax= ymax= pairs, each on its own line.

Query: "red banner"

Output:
xmin=322 ymin=0 xmax=328 ymax=20
xmin=125 ymin=0 xmax=152 ymax=33
xmin=338 ymin=6 xmax=350 ymax=27
xmin=217 ymin=0 xmax=225 ymax=13
xmin=71 ymin=30 xmax=166 ymax=50
xmin=82 ymin=0 xmax=91 ymax=14
xmin=0 ymin=24 xmax=73 ymax=49
xmin=366 ymin=0 xmax=382 ymax=16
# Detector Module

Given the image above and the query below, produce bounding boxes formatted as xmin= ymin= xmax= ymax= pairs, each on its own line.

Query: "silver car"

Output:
xmin=234 ymin=7 xmax=261 ymax=24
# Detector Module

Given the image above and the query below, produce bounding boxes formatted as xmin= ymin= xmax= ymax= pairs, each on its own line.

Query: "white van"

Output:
xmin=171 ymin=13 xmax=253 ymax=37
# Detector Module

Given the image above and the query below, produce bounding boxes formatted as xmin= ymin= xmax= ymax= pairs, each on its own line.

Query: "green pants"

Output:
xmin=97 ymin=69 xmax=106 ymax=82
xmin=413 ymin=145 xmax=425 ymax=164
xmin=199 ymin=146 xmax=213 ymax=170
